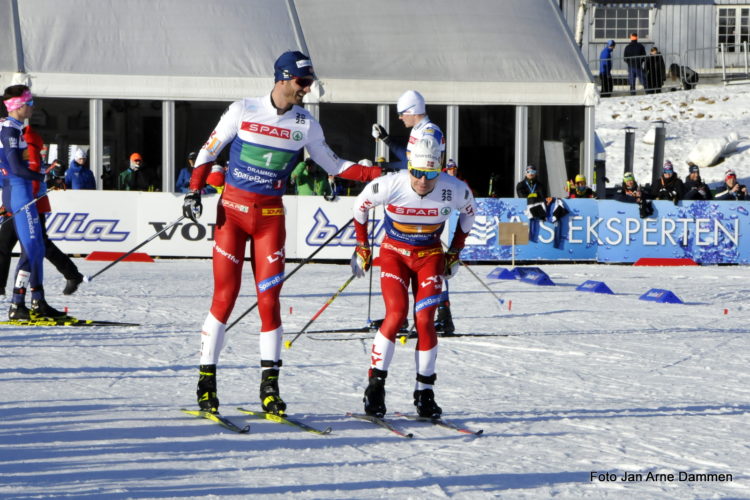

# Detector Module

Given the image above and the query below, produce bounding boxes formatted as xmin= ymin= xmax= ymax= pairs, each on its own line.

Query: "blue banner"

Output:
xmin=457 ymin=198 xmax=750 ymax=264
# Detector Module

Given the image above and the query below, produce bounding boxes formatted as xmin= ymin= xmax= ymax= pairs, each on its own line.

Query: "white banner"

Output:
xmin=43 ymin=191 xmax=399 ymax=260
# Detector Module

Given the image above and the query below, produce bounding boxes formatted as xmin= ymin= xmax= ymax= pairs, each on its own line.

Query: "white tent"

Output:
xmin=0 ymin=0 xmax=595 ymax=106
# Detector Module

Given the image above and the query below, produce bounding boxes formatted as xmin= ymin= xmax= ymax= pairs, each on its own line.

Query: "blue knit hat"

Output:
xmin=607 ymin=40 xmax=615 ymax=47
xmin=274 ymin=51 xmax=316 ymax=82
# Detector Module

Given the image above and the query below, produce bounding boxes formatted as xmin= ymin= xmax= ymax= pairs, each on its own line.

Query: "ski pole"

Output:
xmin=86 ymin=215 xmax=187 ymax=282
xmin=442 ymin=241 xmax=505 ymax=308
xmin=284 ymin=273 xmax=356 ymax=349
xmin=366 ymin=208 xmax=375 ymax=326
xmin=458 ymin=259 xmax=505 ymax=307
xmin=0 ymin=192 xmax=48 ymax=229
xmin=226 ymin=217 xmax=354 ymax=332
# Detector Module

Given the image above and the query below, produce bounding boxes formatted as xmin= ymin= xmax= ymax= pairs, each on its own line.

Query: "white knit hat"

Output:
xmin=397 ymin=90 xmax=425 ymax=115
xmin=73 ymin=148 xmax=87 ymax=161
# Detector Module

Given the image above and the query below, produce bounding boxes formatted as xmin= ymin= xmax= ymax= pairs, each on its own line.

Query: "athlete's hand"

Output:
xmin=351 ymin=244 xmax=372 ymax=278
xmin=443 ymin=250 xmax=461 ymax=280
xmin=372 ymin=124 xmax=389 ymax=143
xmin=183 ymin=191 xmax=202 ymax=222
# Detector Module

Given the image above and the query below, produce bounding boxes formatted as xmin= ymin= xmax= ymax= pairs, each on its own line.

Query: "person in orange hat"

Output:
xmin=623 ymin=32 xmax=647 ymax=95
xmin=118 ymin=152 xmax=153 ymax=191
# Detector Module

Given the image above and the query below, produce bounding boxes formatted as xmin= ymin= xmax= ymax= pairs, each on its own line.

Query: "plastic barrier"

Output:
xmin=575 ymin=280 xmax=614 ymax=294
xmin=487 ymin=267 xmax=517 ymax=280
xmin=519 ymin=269 xmax=555 ymax=286
xmin=638 ymin=288 xmax=683 ymax=304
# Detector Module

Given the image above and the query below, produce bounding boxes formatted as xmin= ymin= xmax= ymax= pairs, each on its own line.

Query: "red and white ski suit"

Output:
xmin=190 ymin=95 xmax=379 ymax=366
xmin=353 ymin=170 xmax=476 ymax=387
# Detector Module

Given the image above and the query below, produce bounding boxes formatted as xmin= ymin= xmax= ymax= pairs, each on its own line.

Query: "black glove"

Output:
xmin=183 ymin=191 xmax=202 ymax=222
xmin=371 ymin=124 xmax=390 ymax=144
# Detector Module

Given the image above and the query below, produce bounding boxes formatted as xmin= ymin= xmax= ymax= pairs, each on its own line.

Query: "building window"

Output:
xmin=592 ymin=4 xmax=652 ymax=42
xmin=718 ymin=7 xmax=750 ymax=52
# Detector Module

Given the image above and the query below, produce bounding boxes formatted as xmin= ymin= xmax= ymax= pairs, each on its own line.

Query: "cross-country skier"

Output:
xmin=182 ymin=51 xmax=381 ymax=416
xmin=350 ymin=136 xmax=477 ymax=419
xmin=371 ymin=90 xmax=456 ymax=334
xmin=0 ymin=84 xmax=65 ymax=320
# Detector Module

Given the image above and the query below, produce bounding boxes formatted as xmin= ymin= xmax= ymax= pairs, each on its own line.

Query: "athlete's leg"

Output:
xmin=411 ymin=250 xmax=445 ymax=418
xmin=249 ymin=208 xmax=287 ymax=414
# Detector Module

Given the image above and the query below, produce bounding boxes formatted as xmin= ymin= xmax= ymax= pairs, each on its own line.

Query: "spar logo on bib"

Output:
xmin=241 ymin=122 xmax=291 ymax=140
xmin=388 ymin=205 xmax=438 ymax=217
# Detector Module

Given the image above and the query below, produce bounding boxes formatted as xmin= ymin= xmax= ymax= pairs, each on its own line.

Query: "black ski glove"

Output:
xmin=183 ymin=191 xmax=202 ymax=222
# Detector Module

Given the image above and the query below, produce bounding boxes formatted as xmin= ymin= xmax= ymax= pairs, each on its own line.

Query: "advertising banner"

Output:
xmin=37 ymin=192 xmax=750 ymax=264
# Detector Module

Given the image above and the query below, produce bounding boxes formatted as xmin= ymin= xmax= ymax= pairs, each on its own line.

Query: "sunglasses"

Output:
xmin=25 ymin=99 xmax=34 ymax=107
xmin=409 ymin=168 xmax=440 ymax=180
xmin=292 ymin=77 xmax=314 ymax=88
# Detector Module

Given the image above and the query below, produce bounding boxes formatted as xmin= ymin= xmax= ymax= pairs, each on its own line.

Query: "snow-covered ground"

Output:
xmin=596 ymin=83 xmax=750 ymax=190
xmin=1 ymin=257 xmax=749 ymax=500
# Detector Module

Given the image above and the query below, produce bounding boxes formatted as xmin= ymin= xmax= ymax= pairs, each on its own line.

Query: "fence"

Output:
xmin=589 ymin=43 xmax=750 ymax=97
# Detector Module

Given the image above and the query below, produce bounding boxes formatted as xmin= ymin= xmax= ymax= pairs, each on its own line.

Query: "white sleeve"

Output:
xmin=306 ymin=120 xmax=355 ymax=175
xmin=352 ymin=177 xmax=388 ymax=225
xmin=456 ymin=183 xmax=477 ymax=234
xmin=194 ymin=101 xmax=242 ymax=165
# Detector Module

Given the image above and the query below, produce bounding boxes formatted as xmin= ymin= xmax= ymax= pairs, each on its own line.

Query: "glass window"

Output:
xmin=592 ymin=4 xmax=652 ymax=42
xmin=458 ymin=106 xmax=515 ymax=198
xmin=174 ymin=100 xmax=231 ymax=193
xmin=27 ymin=97 xmax=89 ymax=179
xmin=718 ymin=6 xmax=750 ymax=52
xmin=102 ymin=99 xmax=162 ymax=191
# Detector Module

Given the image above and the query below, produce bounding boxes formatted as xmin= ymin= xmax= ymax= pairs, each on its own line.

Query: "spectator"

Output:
xmin=118 ymin=152 xmax=153 ymax=191
xmin=615 ymin=171 xmax=653 ymax=218
xmin=443 ymin=158 xmax=475 ymax=196
xmin=668 ymin=64 xmax=699 ymax=91
xmin=290 ymin=158 xmax=328 ymax=195
xmin=652 ymin=160 xmax=684 ymax=204
xmin=100 ymin=164 xmax=116 ymax=190
xmin=623 ymin=32 xmax=647 ymax=95
xmin=516 ymin=165 xmax=548 ymax=220
xmin=683 ymin=163 xmax=712 ymax=200
xmin=645 ymin=47 xmax=666 ymax=94
xmin=714 ymin=169 xmax=748 ymax=200
xmin=64 ymin=148 xmax=96 ymax=190
xmin=176 ymin=152 xmax=198 ymax=193
xmin=566 ymin=174 xmax=596 ymax=198
xmin=599 ymin=40 xmax=616 ymax=98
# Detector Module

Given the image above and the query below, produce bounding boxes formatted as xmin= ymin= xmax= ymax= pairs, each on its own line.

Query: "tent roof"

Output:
xmin=0 ymin=0 xmax=595 ymax=106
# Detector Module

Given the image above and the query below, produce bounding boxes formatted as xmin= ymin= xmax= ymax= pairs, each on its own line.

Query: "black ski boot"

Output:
xmin=8 ymin=302 xmax=30 ymax=320
xmin=414 ymin=389 xmax=442 ymax=419
xmin=30 ymin=298 xmax=67 ymax=319
xmin=260 ymin=367 xmax=286 ymax=416
xmin=434 ymin=302 xmax=455 ymax=336
xmin=196 ymin=364 xmax=219 ymax=413
xmin=363 ymin=368 xmax=387 ymax=418
xmin=63 ymin=274 xmax=84 ymax=295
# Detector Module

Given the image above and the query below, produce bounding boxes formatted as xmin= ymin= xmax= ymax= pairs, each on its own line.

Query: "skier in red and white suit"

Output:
xmin=350 ymin=136 xmax=476 ymax=419
xmin=183 ymin=51 xmax=381 ymax=416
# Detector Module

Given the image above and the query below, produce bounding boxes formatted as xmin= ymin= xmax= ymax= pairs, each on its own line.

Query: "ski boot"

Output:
xmin=63 ymin=274 xmax=84 ymax=296
xmin=414 ymin=389 xmax=442 ymax=419
xmin=8 ymin=302 xmax=30 ymax=320
xmin=30 ymin=298 xmax=67 ymax=319
xmin=434 ymin=302 xmax=455 ymax=336
xmin=363 ymin=368 xmax=387 ymax=418
xmin=196 ymin=364 xmax=219 ymax=413
xmin=260 ymin=366 xmax=286 ymax=416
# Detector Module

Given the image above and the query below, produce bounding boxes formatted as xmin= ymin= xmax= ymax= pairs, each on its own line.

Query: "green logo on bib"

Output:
xmin=441 ymin=207 xmax=452 ymax=215
xmin=292 ymin=131 xmax=304 ymax=141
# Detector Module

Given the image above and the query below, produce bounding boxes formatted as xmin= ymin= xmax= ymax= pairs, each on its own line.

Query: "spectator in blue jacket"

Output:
xmin=599 ymin=40 xmax=615 ymax=97
xmin=176 ymin=152 xmax=215 ymax=194
xmin=64 ymin=148 xmax=96 ymax=189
